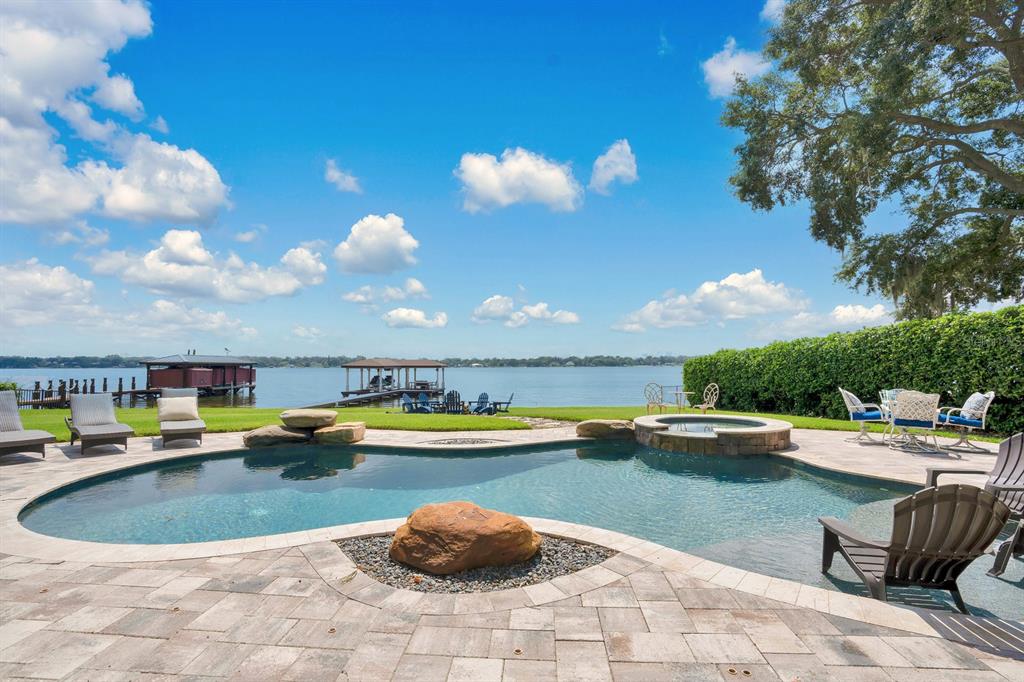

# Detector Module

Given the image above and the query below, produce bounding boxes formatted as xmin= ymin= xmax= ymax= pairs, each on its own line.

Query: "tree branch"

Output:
xmin=893 ymin=112 xmax=1024 ymax=137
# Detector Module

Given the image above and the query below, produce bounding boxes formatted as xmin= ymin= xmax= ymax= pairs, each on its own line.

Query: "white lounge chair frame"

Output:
xmin=938 ymin=391 xmax=995 ymax=453
xmin=697 ymin=384 xmax=719 ymax=415
xmin=838 ymin=387 xmax=888 ymax=444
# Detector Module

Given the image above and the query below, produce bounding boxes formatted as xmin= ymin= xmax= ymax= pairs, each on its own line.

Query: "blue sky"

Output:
xmin=0 ymin=0 xmax=893 ymax=358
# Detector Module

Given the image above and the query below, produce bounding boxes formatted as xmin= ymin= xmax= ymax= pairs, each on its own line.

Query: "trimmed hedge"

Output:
xmin=683 ymin=305 xmax=1024 ymax=435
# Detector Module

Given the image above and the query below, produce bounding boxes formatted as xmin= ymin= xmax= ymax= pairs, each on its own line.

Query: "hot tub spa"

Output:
xmin=633 ymin=414 xmax=792 ymax=455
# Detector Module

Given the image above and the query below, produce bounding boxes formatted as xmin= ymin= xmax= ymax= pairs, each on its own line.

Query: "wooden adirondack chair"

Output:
xmin=820 ymin=484 xmax=1010 ymax=613
xmin=444 ymin=390 xmax=464 ymax=414
xmin=927 ymin=433 xmax=1024 ymax=577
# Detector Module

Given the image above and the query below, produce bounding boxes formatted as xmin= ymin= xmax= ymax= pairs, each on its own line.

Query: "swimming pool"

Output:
xmin=18 ymin=441 xmax=1022 ymax=618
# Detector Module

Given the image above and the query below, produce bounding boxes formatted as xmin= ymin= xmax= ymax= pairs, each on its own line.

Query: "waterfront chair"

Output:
xmin=926 ymin=433 xmax=1024 ymax=577
xmin=936 ymin=391 xmax=995 ymax=452
xmin=158 ymin=388 xmax=206 ymax=446
xmin=820 ymin=484 xmax=1010 ymax=613
xmin=888 ymin=390 xmax=941 ymax=453
xmin=644 ymin=383 xmax=664 ymax=415
xmin=0 ymin=390 xmax=55 ymax=459
xmin=471 ymin=392 xmax=494 ymax=415
xmin=400 ymin=393 xmax=429 ymax=414
xmin=416 ymin=392 xmax=434 ymax=413
xmin=66 ymin=393 xmax=134 ymax=452
xmin=838 ymin=387 xmax=887 ymax=444
xmin=696 ymin=383 xmax=719 ymax=414
xmin=444 ymin=390 xmax=464 ymax=414
xmin=492 ymin=392 xmax=514 ymax=413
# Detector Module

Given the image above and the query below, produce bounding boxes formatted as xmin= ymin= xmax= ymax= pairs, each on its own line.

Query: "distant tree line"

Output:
xmin=0 ymin=354 xmax=687 ymax=369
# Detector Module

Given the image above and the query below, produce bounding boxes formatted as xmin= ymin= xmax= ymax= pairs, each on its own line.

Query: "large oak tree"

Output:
xmin=724 ymin=0 xmax=1023 ymax=318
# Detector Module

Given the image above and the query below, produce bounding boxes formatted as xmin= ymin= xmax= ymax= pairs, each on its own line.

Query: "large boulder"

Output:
xmin=314 ymin=422 xmax=366 ymax=444
xmin=389 ymin=501 xmax=542 ymax=575
xmin=279 ymin=409 xmax=338 ymax=428
xmin=243 ymin=425 xmax=311 ymax=447
xmin=576 ymin=419 xmax=635 ymax=439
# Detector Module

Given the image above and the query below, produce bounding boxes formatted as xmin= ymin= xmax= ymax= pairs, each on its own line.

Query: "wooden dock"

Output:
xmin=307 ymin=387 xmax=443 ymax=409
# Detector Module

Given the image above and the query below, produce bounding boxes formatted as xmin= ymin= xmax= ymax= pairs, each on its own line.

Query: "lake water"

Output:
xmin=1 ymin=366 xmax=684 ymax=408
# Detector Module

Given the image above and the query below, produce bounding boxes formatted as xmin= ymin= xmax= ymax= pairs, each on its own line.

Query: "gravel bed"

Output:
xmin=335 ymin=533 xmax=615 ymax=593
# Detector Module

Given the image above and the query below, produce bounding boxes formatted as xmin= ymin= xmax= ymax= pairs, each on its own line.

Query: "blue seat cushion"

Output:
xmin=938 ymin=413 xmax=983 ymax=428
xmin=894 ymin=418 xmax=934 ymax=428
xmin=851 ymin=411 xmax=883 ymax=421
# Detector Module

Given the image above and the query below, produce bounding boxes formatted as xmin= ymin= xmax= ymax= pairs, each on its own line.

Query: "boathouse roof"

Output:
xmin=341 ymin=358 xmax=446 ymax=369
xmin=141 ymin=354 xmax=256 ymax=366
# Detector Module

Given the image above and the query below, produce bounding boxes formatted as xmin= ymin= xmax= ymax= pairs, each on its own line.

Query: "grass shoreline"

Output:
xmin=17 ymin=405 xmax=1004 ymax=443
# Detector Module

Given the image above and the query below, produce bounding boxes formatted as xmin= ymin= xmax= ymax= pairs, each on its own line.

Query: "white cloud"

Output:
xmin=89 ymin=229 xmax=325 ymax=302
xmin=343 ymin=278 xmax=429 ymax=307
xmin=0 ymin=258 xmax=101 ymax=326
xmin=0 ymin=0 xmax=229 ymax=225
xmin=381 ymin=307 xmax=448 ymax=329
xmin=767 ymin=304 xmax=891 ymax=340
xmin=589 ymin=139 xmax=638 ymax=195
xmin=701 ymin=37 xmax=771 ymax=98
xmin=334 ymin=213 xmax=419 ymax=274
xmin=99 ymin=135 xmax=229 ymax=223
xmin=0 ymin=259 xmax=254 ymax=337
xmin=657 ymin=28 xmax=674 ymax=57
xmin=325 ymin=159 xmax=362 ymax=193
xmin=234 ymin=224 xmax=267 ymax=243
xmin=292 ymin=325 xmax=324 ymax=340
xmin=613 ymin=269 xmax=805 ymax=332
xmin=455 ymin=147 xmax=583 ymax=213
xmin=760 ymin=0 xmax=786 ymax=22
xmin=53 ymin=221 xmax=110 ymax=247
xmin=150 ymin=115 xmax=169 ymax=134
xmin=473 ymin=294 xmax=580 ymax=327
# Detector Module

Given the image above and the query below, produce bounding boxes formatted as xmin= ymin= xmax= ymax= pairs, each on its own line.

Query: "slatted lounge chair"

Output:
xmin=888 ymin=390 xmax=941 ymax=453
xmin=400 ymin=393 xmax=429 ymax=414
xmin=696 ymin=383 xmax=719 ymax=415
xmin=838 ymin=387 xmax=887 ymax=444
xmin=0 ymin=390 xmax=55 ymax=458
xmin=492 ymin=393 xmax=514 ymax=413
xmin=443 ymin=390 xmax=464 ymax=414
xmin=936 ymin=391 xmax=995 ymax=453
xmin=926 ymin=433 xmax=1024 ymax=577
xmin=66 ymin=393 xmax=134 ymax=452
xmin=158 ymin=388 xmax=206 ymax=446
xmin=820 ymin=484 xmax=1010 ymax=613
xmin=417 ymin=392 xmax=434 ymax=413
xmin=471 ymin=393 xmax=494 ymax=415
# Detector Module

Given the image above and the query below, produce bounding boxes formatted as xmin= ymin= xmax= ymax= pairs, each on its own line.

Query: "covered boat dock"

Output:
xmin=337 ymin=358 xmax=446 ymax=407
xmin=142 ymin=354 xmax=256 ymax=396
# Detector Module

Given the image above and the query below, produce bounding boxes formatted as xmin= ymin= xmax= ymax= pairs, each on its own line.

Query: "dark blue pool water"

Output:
xmin=18 ymin=442 xmax=1022 ymax=618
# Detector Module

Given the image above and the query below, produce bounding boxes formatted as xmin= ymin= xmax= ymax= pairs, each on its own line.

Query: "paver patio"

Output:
xmin=1 ymin=426 xmax=1020 ymax=680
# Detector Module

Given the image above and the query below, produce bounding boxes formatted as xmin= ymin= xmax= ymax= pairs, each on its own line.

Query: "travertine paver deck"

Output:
xmin=2 ymin=534 xmax=1021 ymax=681
xmin=0 ymin=426 xmax=1017 ymax=679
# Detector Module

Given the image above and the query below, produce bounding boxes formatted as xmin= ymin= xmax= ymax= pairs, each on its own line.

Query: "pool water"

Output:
xmin=664 ymin=417 xmax=765 ymax=432
xmin=19 ymin=442 xmax=1023 ymax=618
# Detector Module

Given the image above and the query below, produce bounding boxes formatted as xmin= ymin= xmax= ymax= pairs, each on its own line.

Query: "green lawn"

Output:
xmin=19 ymin=407 xmax=529 ymax=442
xmin=508 ymin=406 xmax=1005 ymax=442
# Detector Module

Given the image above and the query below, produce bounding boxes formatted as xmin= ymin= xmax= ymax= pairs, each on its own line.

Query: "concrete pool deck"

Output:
xmin=1 ymin=427 xmax=1020 ymax=680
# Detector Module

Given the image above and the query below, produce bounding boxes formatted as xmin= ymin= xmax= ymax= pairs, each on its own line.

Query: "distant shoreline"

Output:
xmin=0 ymin=355 xmax=688 ymax=370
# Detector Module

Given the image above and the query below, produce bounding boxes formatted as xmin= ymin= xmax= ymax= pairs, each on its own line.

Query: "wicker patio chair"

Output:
xmin=936 ymin=391 xmax=995 ymax=453
xmin=696 ymin=383 xmax=719 ymax=415
xmin=820 ymin=484 xmax=1010 ymax=613
xmin=838 ymin=387 xmax=887 ymax=444
xmin=888 ymin=390 xmax=941 ymax=453
xmin=158 ymin=388 xmax=206 ymax=446
xmin=644 ymin=383 xmax=664 ymax=415
xmin=0 ymin=390 xmax=55 ymax=458
xmin=927 ymin=433 xmax=1024 ymax=577
xmin=66 ymin=393 xmax=134 ymax=452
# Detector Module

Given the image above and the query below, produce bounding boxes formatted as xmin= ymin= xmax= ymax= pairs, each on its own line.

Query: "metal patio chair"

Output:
xmin=888 ymin=390 xmax=941 ymax=453
xmin=937 ymin=391 xmax=995 ymax=453
xmin=838 ymin=387 xmax=887 ymax=444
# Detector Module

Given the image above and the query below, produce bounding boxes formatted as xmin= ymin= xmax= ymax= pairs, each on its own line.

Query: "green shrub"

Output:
xmin=683 ymin=306 xmax=1024 ymax=434
xmin=0 ymin=381 xmax=17 ymax=391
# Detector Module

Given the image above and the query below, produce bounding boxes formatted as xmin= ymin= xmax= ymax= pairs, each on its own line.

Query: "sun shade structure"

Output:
xmin=341 ymin=358 xmax=446 ymax=394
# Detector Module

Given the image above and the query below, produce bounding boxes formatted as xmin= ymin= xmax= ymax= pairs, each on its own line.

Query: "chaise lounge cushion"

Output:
xmin=72 ymin=423 xmax=134 ymax=438
xmin=160 ymin=419 xmax=206 ymax=434
xmin=851 ymin=410 xmax=882 ymax=421
xmin=157 ymin=397 xmax=200 ymax=422
xmin=0 ymin=429 xmax=56 ymax=446
xmin=938 ymin=413 xmax=983 ymax=428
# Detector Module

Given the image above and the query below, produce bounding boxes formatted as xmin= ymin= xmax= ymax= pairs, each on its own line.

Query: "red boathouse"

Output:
xmin=141 ymin=354 xmax=256 ymax=396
